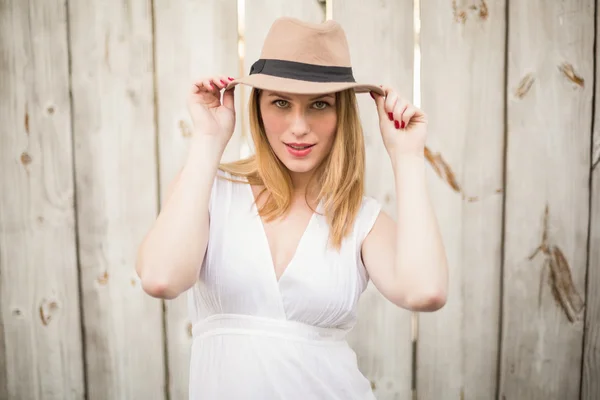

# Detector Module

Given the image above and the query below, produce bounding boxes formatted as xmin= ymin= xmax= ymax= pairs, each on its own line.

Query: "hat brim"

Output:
xmin=225 ymin=74 xmax=384 ymax=96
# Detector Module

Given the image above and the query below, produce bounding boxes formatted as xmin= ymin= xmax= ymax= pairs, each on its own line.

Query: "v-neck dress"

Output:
xmin=187 ymin=170 xmax=382 ymax=399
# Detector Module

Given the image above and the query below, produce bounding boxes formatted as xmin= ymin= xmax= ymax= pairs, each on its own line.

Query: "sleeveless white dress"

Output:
xmin=187 ymin=170 xmax=382 ymax=399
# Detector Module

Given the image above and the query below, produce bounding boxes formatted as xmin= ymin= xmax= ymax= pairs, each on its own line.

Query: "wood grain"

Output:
xmin=67 ymin=1 xmax=165 ymax=398
xmin=582 ymin=0 xmax=599 ymax=398
xmin=0 ymin=1 xmax=85 ymax=399
xmin=417 ymin=0 xmax=506 ymax=398
xmin=500 ymin=0 xmax=595 ymax=398
xmin=332 ymin=1 xmax=414 ymax=398
xmin=152 ymin=0 xmax=240 ymax=398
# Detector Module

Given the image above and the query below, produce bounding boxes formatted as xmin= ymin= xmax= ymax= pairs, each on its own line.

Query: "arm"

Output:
xmin=135 ymin=138 xmax=224 ymax=299
xmin=135 ymin=75 xmax=236 ymax=299
xmin=362 ymin=155 xmax=448 ymax=311
xmin=361 ymin=87 xmax=448 ymax=312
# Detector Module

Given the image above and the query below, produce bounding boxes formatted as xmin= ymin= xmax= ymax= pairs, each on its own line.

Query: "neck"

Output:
xmin=289 ymin=170 xmax=318 ymax=201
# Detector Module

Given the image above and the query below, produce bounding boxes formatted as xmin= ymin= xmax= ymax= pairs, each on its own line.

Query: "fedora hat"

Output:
xmin=226 ymin=17 xmax=384 ymax=96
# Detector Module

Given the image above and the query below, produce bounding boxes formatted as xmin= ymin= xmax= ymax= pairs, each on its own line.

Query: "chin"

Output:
xmin=282 ymin=159 xmax=318 ymax=174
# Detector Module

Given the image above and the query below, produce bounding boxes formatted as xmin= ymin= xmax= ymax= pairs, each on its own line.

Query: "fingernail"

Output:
xmin=220 ymin=79 xmax=227 ymax=85
xmin=388 ymin=113 xmax=393 ymax=121
xmin=394 ymin=120 xmax=400 ymax=129
xmin=400 ymin=121 xmax=405 ymax=129
xmin=228 ymin=77 xmax=234 ymax=81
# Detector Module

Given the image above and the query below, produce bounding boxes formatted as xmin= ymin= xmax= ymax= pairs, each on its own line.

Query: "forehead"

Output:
xmin=261 ymin=90 xmax=335 ymax=101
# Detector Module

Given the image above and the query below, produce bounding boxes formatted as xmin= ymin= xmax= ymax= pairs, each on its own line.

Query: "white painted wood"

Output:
xmin=332 ymin=1 xmax=414 ymax=398
xmin=581 ymin=1 xmax=599 ymax=398
xmin=242 ymin=0 xmax=324 ymax=154
xmin=500 ymin=0 xmax=595 ymax=398
xmin=152 ymin=0 xmax=240 ymax=397
xmin=0 ymin=1 xmax=85 ymax=399
xmin=67 ymin=1 xmax=165 ymax=398
xmin=417 ymin=0 xmax=506 ymax=398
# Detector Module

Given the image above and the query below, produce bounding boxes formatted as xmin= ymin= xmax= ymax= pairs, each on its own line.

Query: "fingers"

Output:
xmin=191 ymin=75 xmax=235 ymax=95
xmin=372 ymin=86 xmax=423 ymax=130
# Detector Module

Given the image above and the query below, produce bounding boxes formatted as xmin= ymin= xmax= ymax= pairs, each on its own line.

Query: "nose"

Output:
xmin=289 ymin=111 xmax=310 ymax=138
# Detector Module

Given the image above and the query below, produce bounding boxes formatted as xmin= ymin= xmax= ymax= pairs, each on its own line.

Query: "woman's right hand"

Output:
xmin=187 ymin=75 xmax=236 ymax=146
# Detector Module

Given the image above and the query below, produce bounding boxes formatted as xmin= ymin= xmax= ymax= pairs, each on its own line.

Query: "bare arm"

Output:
xmin=135 ymin=138 xmax=224 ymax=299
xmin=361 ymin=86 xmax=448 ymax=312
xmin=362 ymin=155 xmax=448 ymax=311
xmin=135 ymin=75 xmax=236 ymax=299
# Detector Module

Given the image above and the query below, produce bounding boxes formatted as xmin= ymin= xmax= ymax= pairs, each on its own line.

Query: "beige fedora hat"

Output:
xmin=226 ymin=17 xmax=384 ymax=96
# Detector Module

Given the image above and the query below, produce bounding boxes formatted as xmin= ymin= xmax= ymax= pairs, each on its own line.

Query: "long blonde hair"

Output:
xmin=219 ymin=88 xmax=365 ymax=249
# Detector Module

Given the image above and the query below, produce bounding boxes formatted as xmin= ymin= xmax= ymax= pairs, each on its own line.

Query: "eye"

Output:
xmin=313 ymin=101 xmax=330 ymax=110
xmin=273 ymin=99 xmax=289 ymax=108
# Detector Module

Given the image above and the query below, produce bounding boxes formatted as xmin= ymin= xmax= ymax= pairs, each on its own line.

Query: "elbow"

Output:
xmin=135 ymin=252 xmax=190 ymax=300
xmin=398 ymin=287 xmax=447 ymax=312
xmin=140 ymin=275 xmax=181 ymax=300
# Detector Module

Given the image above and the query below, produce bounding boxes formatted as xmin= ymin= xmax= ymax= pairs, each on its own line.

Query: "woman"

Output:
xmin=136 ymin=17 xmax=448 ymax=399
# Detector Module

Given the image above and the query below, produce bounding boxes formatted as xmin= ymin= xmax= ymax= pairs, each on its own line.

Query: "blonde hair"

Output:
xmin=219 ymin=88 xmax=365 ymax=249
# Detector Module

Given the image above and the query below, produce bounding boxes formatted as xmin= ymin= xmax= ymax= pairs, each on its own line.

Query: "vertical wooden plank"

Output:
xmin=0 ymin=1 xmax=85 ymax=399
xmin=67 ymin=1 xmax=165 ymax=399
xmin=332 ymin=1 xmax=414 ymax=398
xmin=152 ymin=0 xmax=240 ymax=398
xmin=242 ymin=0 xmax=324 ymax=153
xmin=501 ymin=0 xmax=595 ymax=398
xmin=582 ymin=1 xmax=599 ymax=398
xmin=417 ymin=1 xmax=506 ymax=399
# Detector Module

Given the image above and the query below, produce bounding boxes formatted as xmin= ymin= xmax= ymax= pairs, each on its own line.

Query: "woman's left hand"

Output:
xmin=371 ymin=86 xmax=427 ymax=159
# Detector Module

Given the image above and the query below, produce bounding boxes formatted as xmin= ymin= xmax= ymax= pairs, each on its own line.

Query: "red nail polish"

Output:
xmin=394 ymin=120 xmax=400 ymax=129
xmin=228 ymin=77 xmax=234 ymax=80
xmin=400 ymin=121 xmax=405 ymax=129
xmin=388 ymin=112 xmax=393 ymax=121
xmin=220 ymin=79 xmax=227 ymax=85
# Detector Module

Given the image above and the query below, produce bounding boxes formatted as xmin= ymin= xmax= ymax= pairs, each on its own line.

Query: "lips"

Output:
xmin=285 ymin=142 xmax=315 ymax=150
xmin=284 ymin=142 xmax=315 ymax=157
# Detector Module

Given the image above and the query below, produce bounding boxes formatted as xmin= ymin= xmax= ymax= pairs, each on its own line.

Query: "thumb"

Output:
xmin=371 ymin=91 xmax=386 ymax=122
xmin=222 ymin=86 xmax=235 ymax=112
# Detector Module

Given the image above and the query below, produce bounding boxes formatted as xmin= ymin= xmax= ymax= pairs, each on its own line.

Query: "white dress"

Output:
xmin=187 ymin=170 xmax=382 ymax=399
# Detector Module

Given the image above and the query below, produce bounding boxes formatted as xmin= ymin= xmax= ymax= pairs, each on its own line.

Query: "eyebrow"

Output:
xmin=268 ymin=92 xmax=335 ymax=101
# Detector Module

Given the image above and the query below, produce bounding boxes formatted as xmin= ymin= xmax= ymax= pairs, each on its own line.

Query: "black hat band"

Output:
xmin=249 ymin=59 xmax=356 ymax=83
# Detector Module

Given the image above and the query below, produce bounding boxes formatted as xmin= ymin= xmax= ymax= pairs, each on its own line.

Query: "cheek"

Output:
xmin=312 ymin=112 xmax=337 ymax=147
xmin=262 ymin=109 xmax=289 ymax=142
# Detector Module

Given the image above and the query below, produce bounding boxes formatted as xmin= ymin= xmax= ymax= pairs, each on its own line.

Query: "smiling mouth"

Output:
xmin=285 ymin=143 xmax=315 ymax=150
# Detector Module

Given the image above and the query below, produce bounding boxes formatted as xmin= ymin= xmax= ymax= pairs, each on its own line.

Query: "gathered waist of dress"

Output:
xmin=191 ymin=314 xmax=349 ymax=345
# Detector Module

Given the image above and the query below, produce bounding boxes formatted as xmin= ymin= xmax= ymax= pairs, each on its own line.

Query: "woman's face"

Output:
xmin=259 ymin=90 xmax=338 ymax=179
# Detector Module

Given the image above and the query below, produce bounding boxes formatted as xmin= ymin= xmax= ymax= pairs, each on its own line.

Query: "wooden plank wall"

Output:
xmin=0 ymin=1 xmax=84 ymax=399
xmin=68 ymin=0 xmax=165 ymax=399
xmin=152 ymin=0 xmax=240 ymax=398
xmin=332 ymin=1 xmax=414 ymax=398
xmin=500 ymin=0 xmax=596 ymax=399
xmin=583 ymin=2 xmax=600 ymax=398
xmin=418 ymin=0 xmax=506 ymax=398
xmin=1 ymin=0 xmax=600 ymax=399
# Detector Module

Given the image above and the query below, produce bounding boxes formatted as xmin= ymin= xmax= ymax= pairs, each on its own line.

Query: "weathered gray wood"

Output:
xmin=332 ymin=2 xmax=414 ymax=398
xmin=152 ymin=0 xmax=240 ymax=397
xmin=0 ymin=1 xmax=85 ymax=399
xmin=500 ymin=0 xmax=595 ymax=398
xmin=242 ymin=0 xmax=324 ymax=153
xmin=417 ymin=1 xmax=506 ymax=399
xmin=67 ymin=1 xmax=165 ymax=398
xmin=582 ymin=1 xmax=600 ymax=398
